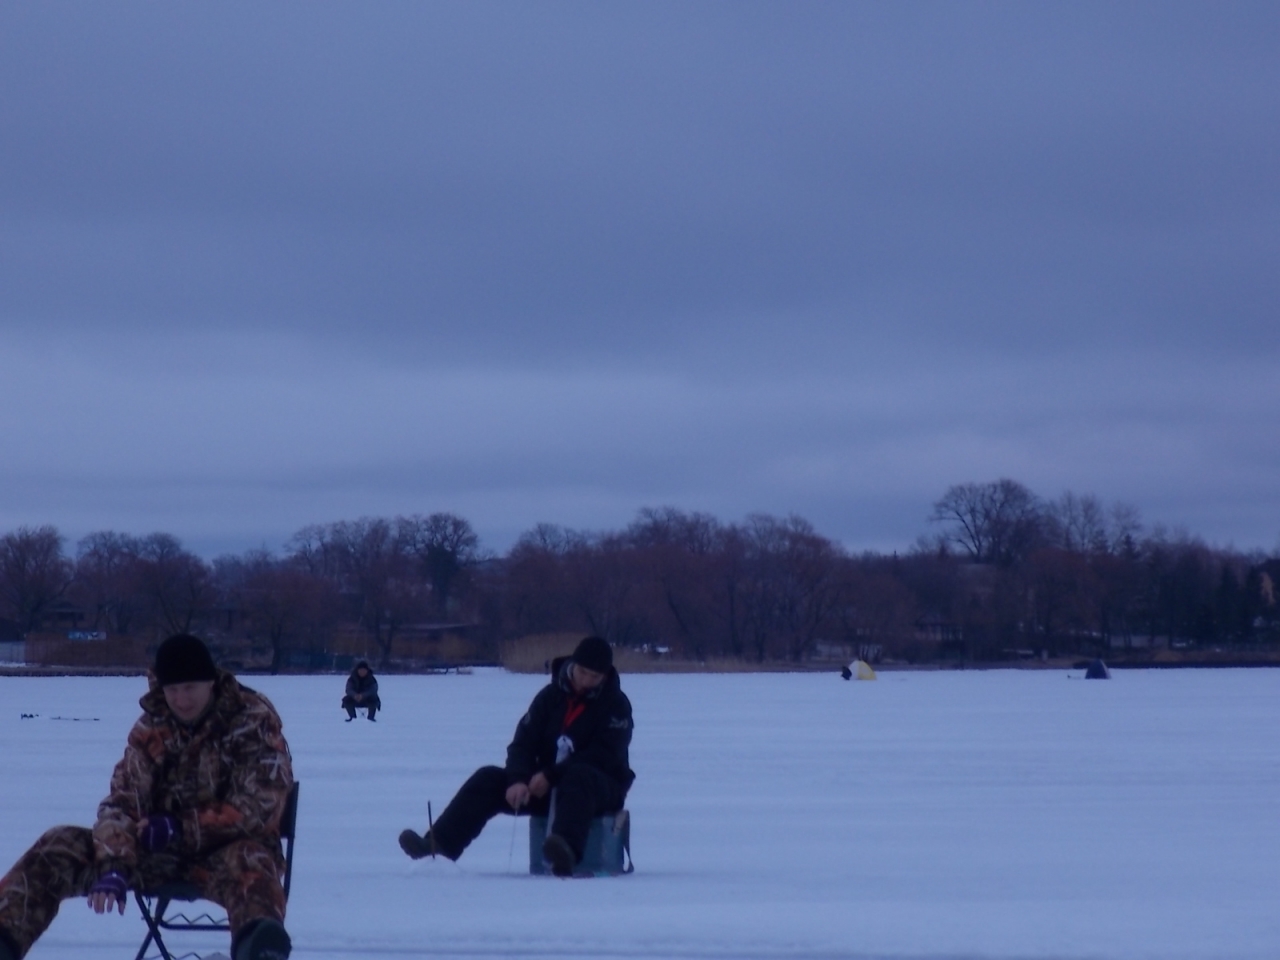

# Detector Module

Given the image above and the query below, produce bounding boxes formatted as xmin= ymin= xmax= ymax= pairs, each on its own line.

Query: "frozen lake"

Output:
xmin=1 ymin=667 xmax=1277 ymax=960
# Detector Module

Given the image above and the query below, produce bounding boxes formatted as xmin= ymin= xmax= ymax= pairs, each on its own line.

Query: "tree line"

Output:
xmin=1 ymin=480 xmax=1277 ymax=671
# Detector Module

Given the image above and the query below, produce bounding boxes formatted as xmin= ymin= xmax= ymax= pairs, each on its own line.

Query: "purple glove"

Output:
xmin=140 ymin=815 xmax=181 ymax=853
xmin=90 ymin=870 xmax=128 ymax=902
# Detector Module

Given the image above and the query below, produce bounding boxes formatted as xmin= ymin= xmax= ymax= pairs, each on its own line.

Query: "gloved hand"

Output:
xmin=140 ymin=815 xmax=181 ymax=853
xmin=88 ymin=870 xmax=128 ymax=915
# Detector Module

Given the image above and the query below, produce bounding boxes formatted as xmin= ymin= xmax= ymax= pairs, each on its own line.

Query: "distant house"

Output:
xmin=42 ymin=599 xmax=87 ymax=630
xmin=0 ymin=618 xmax=24 ymax=664
xmin=67 ymin=630 xmax=109 ymax=642
xmin=397 ymin=621 xmax=476 ymax=642
xmin=1109 ymin=634 xmax=1166 ymax=649
xmin=813 ymin=640 xmax=855 ymax=662
xmin=915 ymin=613 xmax=962 ymax=645
xmin=816 ymin=641 xmax=884 ymax=663
xmin=915 ymin=613 xmax=967 ymax=659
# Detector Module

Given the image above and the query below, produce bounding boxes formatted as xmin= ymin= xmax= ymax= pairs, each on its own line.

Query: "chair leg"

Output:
xmin=134 ymin=894 xmax=176 ymax=960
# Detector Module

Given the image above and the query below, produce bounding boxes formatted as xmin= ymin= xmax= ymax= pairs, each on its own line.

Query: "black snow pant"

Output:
xmin=430 ymin=764 xmax=625 ymax=864
xmin=342 ymin=695 xmax=380 ymax=720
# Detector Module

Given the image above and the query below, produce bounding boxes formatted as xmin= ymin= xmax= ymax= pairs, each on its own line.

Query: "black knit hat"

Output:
xmin=572 ymin=635 xmax=613 ymax=674
xmin=154 ymin=633 xmax=218 ymax=686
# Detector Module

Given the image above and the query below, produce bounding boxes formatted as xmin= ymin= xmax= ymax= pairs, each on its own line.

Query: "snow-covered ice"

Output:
xmin=1 ymin=667 xmax=1277 ymax=960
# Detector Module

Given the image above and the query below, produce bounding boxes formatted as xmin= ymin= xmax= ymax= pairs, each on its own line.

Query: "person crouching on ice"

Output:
xmin=342 ymin=660 xmax=380 ymax=722
xmin=0 ymin=633 xmax=295 ymax=960
xmin=399 ymin=635 xmax=634 ymax=877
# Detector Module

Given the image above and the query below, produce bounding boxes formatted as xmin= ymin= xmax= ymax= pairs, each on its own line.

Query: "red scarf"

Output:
xmin=563 ymin=695 xmax=586 ymax=731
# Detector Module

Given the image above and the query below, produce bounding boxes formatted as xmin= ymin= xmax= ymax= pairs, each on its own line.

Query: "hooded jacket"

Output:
xmin=92 ymin=669 xmax=293 ymax=880
xmin=344 ymin=663 xmax=379 ymax=700
xmin=504 ymin=656 xmax=635 ymax=794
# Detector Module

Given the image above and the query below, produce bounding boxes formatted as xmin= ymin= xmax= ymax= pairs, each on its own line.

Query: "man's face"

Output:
xmin=357 ymin=667 xmax=368 ymax=677
xmin=569 ymin=663 xmax=605 ymax=694
xmin=163 ymin=680 xmax=216 ymax=723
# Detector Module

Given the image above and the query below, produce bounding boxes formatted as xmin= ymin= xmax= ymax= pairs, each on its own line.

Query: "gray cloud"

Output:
xmin=1 ymin=2 xmax=1277 ymax=556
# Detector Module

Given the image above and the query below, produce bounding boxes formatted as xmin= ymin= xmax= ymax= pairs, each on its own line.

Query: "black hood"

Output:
xmin=550 ymin=655 xmax=619 ymax=701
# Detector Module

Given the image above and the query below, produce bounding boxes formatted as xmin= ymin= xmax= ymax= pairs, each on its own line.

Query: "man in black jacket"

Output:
xmin=398 ymin=636 xmax=634 ymax=876
xmin=341 ymin=661 xmax=380 ymax=721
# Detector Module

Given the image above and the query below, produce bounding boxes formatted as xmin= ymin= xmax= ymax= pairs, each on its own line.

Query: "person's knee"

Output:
xmin=554 ymin=767 xmax=623 ymax=815
xmin=469 ymin=764 xmax=506 ymax=785
xmin=454 ymin=765 xmax=509 ymax=808
xmin=201 ymin=841 xmax=285 ymax=922
xmin=215 ymin=839 xmax=283 ymax=879
xmin=557 ymin=765 xmax=593 ymax=788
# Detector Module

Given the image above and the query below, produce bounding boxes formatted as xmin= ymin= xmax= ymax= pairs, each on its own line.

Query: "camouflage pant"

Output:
xmin=0 ymin=825 xmax=285 ymax=959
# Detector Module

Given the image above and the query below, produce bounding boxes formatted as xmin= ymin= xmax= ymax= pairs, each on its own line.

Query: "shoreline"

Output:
xmin=4 ymin=655 xmax=1280 ymax=678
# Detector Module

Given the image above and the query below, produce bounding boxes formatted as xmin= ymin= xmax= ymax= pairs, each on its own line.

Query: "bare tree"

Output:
xmin=135 ymin=534 xmax=213 ymax=636
xmin=227 ymin=551 xmax=341 ymax=674
xmin=626 ymin=508 xmax=723 ymax=660
xmin=1026 ymin=548 xmax=1102 ymax=648
xmin=709 ymin=524 xmax=749 ymax=659
xmin=739 ymin=515 xmax=843 ymax=661
xmin=1107 ymin=502 xmax=1144 ymax=557
xmin=0 ymin=526 xmax=74 ymax=632
xmin=287 ymin=524 xmax=346 ymax=579
xmin=504 ymin=524 xmax=587 ymax=637
xmin=930 ymin=479 xmax=1044 ymax=567
xmin=1046 ymin=492 xmax=1109 ymax=554
xmin=396 ymin=513 xmax=481 ymax=619
xmin=564 ymin=534 xmax=637 ymax=643
xmin=322 ymin=518 xmax=418 ymax=668
xmin=840 ymin=561 xmax=919 ymax=659
xmin=74 ymin=531 xmax=143 ymax=634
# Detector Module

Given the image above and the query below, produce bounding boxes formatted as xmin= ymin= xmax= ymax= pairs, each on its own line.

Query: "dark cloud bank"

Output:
xmin=0 ymin=2 xmax=1277 ymax=557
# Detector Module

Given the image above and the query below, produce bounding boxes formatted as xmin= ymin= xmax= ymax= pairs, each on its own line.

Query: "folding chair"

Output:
xmin=134 ymin=781 xmax=300 ymax=960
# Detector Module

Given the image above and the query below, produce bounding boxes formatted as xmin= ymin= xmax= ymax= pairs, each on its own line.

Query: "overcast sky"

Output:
xmin=1 ymin=1 xmax=1277 ymax=559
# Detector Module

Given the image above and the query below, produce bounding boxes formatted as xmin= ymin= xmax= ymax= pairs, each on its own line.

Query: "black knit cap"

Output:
xmin=572 ymin=635 xmax=613 ymax=674
xmin=154 ymin=633 xmax=218 ymax=686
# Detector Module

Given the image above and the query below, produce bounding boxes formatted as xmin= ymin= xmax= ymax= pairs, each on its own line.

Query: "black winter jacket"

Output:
xmin=505 ymin=657 xmax=635 ymax=794
xmin=345 ymin=667 xmax=379 ymax=700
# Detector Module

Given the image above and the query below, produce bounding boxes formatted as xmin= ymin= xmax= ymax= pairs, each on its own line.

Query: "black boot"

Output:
xmin=399 ymin=828 xmax=431 ymax=859
xmin=367 ymin=707 xmax=377 ymax=721
xmin=542 ymin=833 xmax=576 ymax=877
xmin=399 ymin=828 xmax=451 ymax=860
xmin=345 ymin=707 xmax=356 ymax=721
xmin=233 ymin=918 xmax=291 ymax=960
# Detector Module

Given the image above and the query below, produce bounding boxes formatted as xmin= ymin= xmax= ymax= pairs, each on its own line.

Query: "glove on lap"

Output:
xmin=141 ymin=815 xmax=181 ymax=852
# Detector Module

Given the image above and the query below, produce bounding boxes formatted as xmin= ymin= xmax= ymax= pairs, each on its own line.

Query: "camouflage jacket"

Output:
xmin=93 ymin=670 xmax=293 ymax=878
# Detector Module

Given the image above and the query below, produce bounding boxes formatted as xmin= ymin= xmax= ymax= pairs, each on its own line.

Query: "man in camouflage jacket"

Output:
xmin=0 ymin=634 xmax=294 ymax=960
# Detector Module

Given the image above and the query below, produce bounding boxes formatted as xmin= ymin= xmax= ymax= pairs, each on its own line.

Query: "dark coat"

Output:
xmin=505 ymin=656 xmax=635 ymax=795
xmin=345 ymin=665 xmax=379 ymax=701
